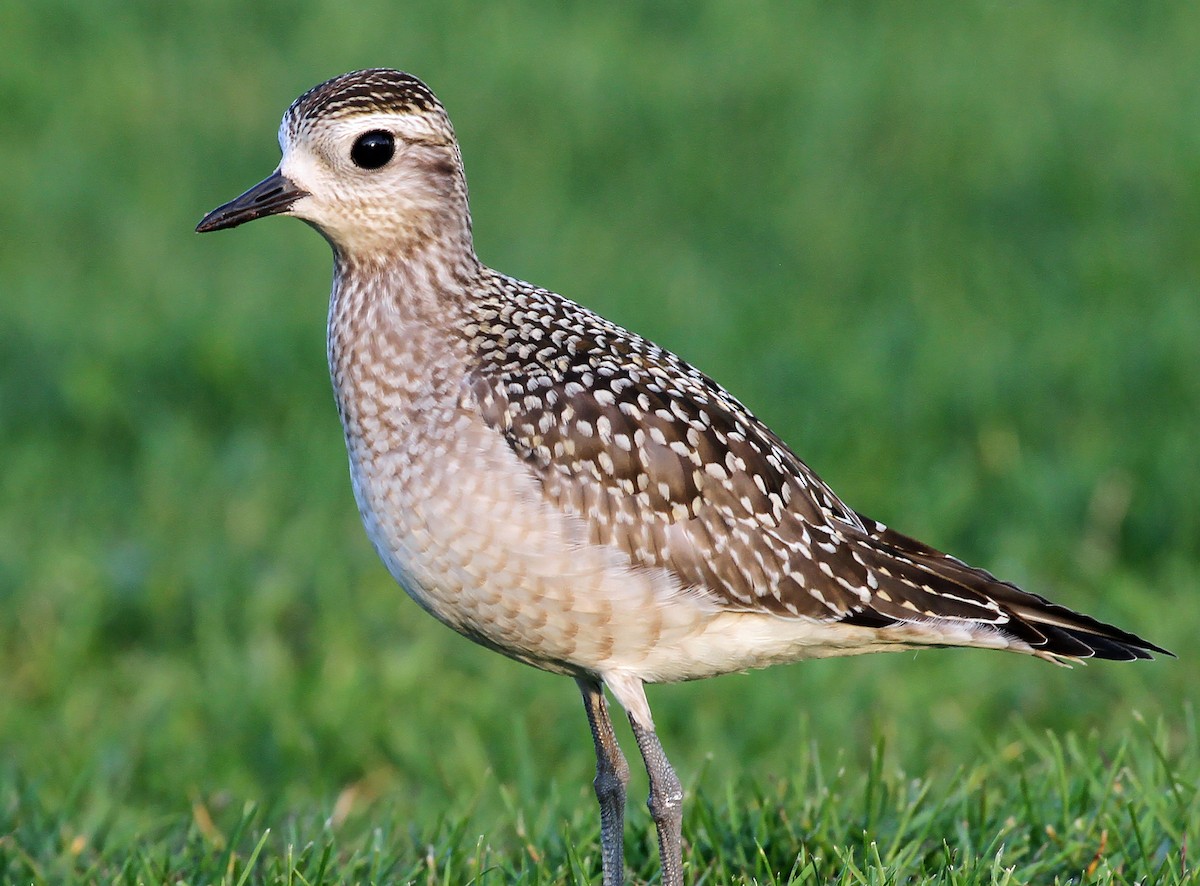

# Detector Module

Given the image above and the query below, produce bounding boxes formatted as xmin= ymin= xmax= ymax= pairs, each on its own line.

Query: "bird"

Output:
xmin=197 ymin=68 xmax=1169 ymax=886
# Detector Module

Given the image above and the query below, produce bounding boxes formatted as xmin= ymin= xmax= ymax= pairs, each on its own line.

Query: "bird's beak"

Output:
xmin=196 ymin=170 xmax=308 ymax=233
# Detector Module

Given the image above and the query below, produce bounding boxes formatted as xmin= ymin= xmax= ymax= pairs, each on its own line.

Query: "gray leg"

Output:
xmin=628 ymin=712 xmax=684 ymax=886
xmin=577 ymin=677 xmax=630 ymax=886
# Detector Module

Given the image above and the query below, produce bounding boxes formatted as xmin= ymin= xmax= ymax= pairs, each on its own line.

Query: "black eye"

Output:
xmin=351 ymin=130 xmax=395 ymax=169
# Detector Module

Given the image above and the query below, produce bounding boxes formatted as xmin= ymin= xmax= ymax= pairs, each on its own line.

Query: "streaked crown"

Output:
xmin=282 ymin=69 xmax=455 ymax=146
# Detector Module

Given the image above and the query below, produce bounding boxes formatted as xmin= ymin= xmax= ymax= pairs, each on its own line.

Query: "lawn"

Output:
xmin=1 ymin=1 xmax=1197 ymax=883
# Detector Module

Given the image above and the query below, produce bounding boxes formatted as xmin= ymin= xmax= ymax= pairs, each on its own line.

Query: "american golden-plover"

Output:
xmin=197 ymin=69 xmax=1168 ymax=886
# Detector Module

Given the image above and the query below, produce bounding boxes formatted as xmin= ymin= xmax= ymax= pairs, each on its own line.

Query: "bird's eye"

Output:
xmin=351 ymin=130 xmax=395 ymax=169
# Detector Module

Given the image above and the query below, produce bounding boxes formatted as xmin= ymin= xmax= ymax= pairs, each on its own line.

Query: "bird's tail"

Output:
xmin=847 ymin=516 xmax=1172 ymax=663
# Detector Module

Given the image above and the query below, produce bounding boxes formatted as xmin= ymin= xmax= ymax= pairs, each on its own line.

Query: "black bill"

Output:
xmin=196 ymin=170 xmax=308 ymax=233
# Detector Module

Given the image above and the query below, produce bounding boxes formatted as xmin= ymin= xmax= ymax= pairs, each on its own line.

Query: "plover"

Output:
xmin=197 ymin=69 xmax=1168 ymax=886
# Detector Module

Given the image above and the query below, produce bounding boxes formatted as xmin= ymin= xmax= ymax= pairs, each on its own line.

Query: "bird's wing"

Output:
xmin=464 ymin=280 xmax=1168 ymax=660
xmin=464 ymin=281 xmax=1007 ymax=624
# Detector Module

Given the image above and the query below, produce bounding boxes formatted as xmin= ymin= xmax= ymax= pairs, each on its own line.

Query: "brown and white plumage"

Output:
xmin=197 ymin=69 xmax=1168 ymax=886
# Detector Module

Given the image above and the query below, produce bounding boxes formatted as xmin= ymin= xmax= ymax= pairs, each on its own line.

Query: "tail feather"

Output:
xmin=847 ymin=514 xmax=1172 ymax=662
xmin=986 ymin=584 xmax=1169 ymax=661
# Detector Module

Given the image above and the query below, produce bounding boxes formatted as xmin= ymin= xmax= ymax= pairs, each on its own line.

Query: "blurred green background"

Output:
xmin=1 ymin=0 xmax=1196 ymax=856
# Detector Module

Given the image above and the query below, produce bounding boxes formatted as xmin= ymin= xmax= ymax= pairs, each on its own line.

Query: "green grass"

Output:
xmin=2 ymin=1 xmax=1198 ymax=883
xmin=4 ymin=717 xmax=1197 ymax=883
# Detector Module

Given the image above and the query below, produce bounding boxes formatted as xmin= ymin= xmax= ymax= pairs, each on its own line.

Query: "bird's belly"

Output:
xmin=344 ymin=410 xmax=713 ymax=676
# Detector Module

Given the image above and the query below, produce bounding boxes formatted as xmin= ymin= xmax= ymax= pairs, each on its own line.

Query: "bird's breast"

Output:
xmin=328 ymin=319 xmax=715 ymax=677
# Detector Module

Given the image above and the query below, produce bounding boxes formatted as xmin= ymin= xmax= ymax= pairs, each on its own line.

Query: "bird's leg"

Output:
xmin=628 ymin=711 xmax=684 ymax=886
xmin=577 ymin=677 xmax=630 ymax=886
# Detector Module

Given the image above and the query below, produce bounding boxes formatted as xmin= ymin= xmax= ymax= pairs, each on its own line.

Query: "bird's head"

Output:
xmin=197 ymin=69 xmax=471 ymax=260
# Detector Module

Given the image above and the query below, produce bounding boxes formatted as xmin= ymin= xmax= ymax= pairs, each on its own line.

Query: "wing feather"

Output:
xmin=463 ymin=278 xmax=1169 ymax=662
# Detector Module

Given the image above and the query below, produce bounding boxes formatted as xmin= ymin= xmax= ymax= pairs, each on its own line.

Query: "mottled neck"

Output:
xmin=325 ymin=224 xmax=483 ymax=416
xmin=334 ymin=231 xmax=479 ymax=318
